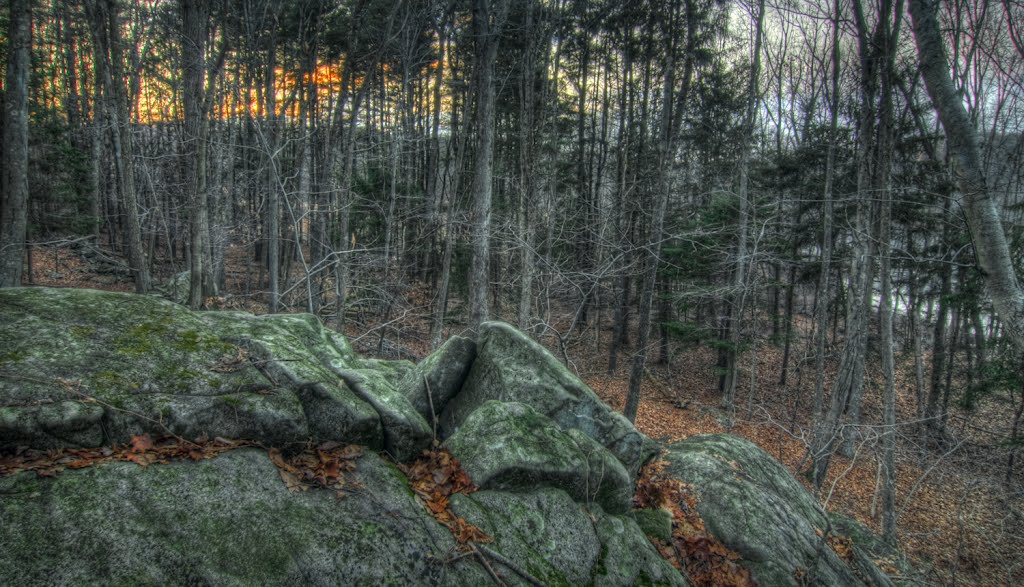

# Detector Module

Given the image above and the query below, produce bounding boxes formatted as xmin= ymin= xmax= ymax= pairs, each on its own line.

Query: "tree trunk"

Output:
xmin=624 ymin=0 xmax=691 ymax=423
xmin=180 ymin=0 xmax=209 ymax=308
xmin=809 ymin=0 xmax=894 ymax=487
xmin=909 ymin=0 xmax=1024 ymax=352
xmin=87 ymin=0 xmax=150 ymax=294
xmin=516 ymin=0 xmax=542 ymax=331
xmin=722 ymin=0 xmax=766 ymax=409
xmin=927 ymin=199 xmax=953 ymax=444
xmin=431 ymin=87 xmax=470 ymax=350
xmin=876 ymin=2 xmax=903 ymax=540
xmin=468 ymin=0 xmax=508 ymax=331
xmin=843 ymin=0 xmax=904 ymax=456
xmin=779 ymin=263 xmax=797 ymax=386
xmin=0 ymin=0 xmax=31 ymax=287
xmin=812 ymin=0 xmax=840 ymax=422
xmin=265 ymin=48 xmax=280 ymax=313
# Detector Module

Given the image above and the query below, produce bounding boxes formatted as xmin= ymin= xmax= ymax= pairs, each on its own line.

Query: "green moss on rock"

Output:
xmin=440 ymin=321 xmax=657 ymax=478
xmin=0 ymin=288 xmax=382 ymax=450
xmin=444 ymin=400 xmax=633 ymax=513
xmin=664 ymin=434 xmax=873 ymax=587
xmin=0 ymin=450 xmax=492 ymax=586
xmin=634 ymin=508 xmax=673 ymax=543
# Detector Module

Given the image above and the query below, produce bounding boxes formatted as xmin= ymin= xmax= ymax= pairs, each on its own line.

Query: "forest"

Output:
xmin=0 ymin=0 xmax=1023 ymax=584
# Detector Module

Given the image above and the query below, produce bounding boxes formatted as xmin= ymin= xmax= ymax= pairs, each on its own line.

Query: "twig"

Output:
xmin=898 ymin=438 xmax=964 ymax=519
xmin=424 ymin=373 xmax=438 ymax=443
xmin=70 ymin=388 xmax=201 ymax=449
xmin=444 ymin=549 xmax=477 ymax=564
xmin=472 ymin=545 xmax=507 ymax=586
xmin=475 ymin=544 xmax=546 ymax=587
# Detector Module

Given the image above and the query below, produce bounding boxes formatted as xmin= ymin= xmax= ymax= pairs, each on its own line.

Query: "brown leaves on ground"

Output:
xmin=398 ymin=447 xmax=491 ymax=545
xmin=819 ymin=529 xmax=854 ymax=562
xmin=267 ymin=442 xmax=362 ymax=496
xmin=0 ymin=434 xmax=253 ymax=477
xmin=634 ymin=459 xmax=756 ymax=587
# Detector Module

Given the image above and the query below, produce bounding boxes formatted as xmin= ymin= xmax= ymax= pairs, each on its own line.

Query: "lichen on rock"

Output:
xmin=664 ymin=434 xmax=869 ymax=586
xmin=444 ymin=400 xmax=633 ymax=514
xmin=441 ymin=321 xmax=658 ymax=478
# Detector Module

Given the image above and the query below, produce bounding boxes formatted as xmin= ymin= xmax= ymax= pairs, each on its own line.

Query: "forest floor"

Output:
xmin=20 ymin=242 xmax=1024 ymax=587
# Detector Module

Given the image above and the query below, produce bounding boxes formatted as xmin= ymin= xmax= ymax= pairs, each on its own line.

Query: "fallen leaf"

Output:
xmin=130 ymin=434 xmax=154 ymax=453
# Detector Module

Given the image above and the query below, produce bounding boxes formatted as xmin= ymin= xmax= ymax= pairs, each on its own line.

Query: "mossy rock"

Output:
xmin=0 ymin=288 xmax=381 ymax=450
xmin=592 ymin=508 xmax=687 ymax=586
xmin=449 ymin=488 xmax=687 ymax=587
xmin=0 ymin=449 xmax=491 ymax=586
xmin=664 ymin=434 xmax=873 ymax=586
xmin=444 ymin=400 xmax=633 ymax=514
xmin=440 ymin=321 xmax=657 ymax=478
xmin=330 ymin=366 xmax=432 ymax=462
xmin=399 ymin=335 xmax=477 ymax=425
xmin=634 ymin=508 xmax=673 ymax=543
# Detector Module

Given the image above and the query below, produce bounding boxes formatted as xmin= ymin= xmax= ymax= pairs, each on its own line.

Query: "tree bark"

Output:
xmin=180 ymin=0 xmax=209 ymax=308
xmin=0 ymin=0 xmax=31 ymax=287
xmin=927 ymin=198 xmax=953 ymax=443
xmin=812 ymin=0 xmax=841 ymax=423
xmin=877 ymin=64 xmax=898 ymax=551
xmin=842 ymin=0 xmax=904 ymax=456
xmin=624 ymin=0 xmax=692 ymax=423
xmin=468 ymin=0 xmax=508 ymax=331
xmin=87 ymin=0 xmax=150 ymax=294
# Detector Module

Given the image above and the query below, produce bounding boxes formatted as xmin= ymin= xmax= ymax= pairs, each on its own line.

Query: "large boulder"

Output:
xmin=450 ymin=488 xmax=687 ymax=587
xmin=663 ymin=434 xmax=867 ymax=586
xmin=444 ymin=400 xmax=633 ymax=514
xmin=0 ymin=288 xmax=346 ymax=450
xmin=0 ymin=286 xmax=438 ymax=460
xmin=441 ymin=322 xmax=657 ymax=477
xmin=0 ymin=448 xmax=489 ymax=585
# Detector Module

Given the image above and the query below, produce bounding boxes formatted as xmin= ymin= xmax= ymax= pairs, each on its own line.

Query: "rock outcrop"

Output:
xmin=665 ymin=434 xmax=860 ymax=586
xmin=441 ymin=322 xmax=658 ymax=478
xmin=0 ymin=287 xmax=912 ymax=586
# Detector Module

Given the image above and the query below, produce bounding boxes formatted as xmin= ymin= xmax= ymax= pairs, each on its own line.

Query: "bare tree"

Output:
xmin=0 ymin=0 xmax=31 ymax=288
xmin=910 ymin=0 xmax=1024 ymax=351
xmin=809 ymin=0 xmax=902 ymax=488
xmin=721 ymin=0 xmax=767 ymax=410
xmin=180 ymin=0 xmax=210 ymax=308
xmin=86 ymin=0 xmax=151 ymax=293
xmin=811 ymin=0 xmax=841 ymax=436
xmin=468 ymin=0 xmax=508 ymax=331
xmin=625 ymin=0 xmax=693 ymax=423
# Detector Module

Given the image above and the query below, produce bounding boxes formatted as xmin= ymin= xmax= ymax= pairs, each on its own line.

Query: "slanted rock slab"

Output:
xmin=444 ymin=400 xmax=633 ymax=514
xmin=399 ymin=335 xmax=477 ymax=425
xmin=331 ymin=366 xmax=432 ymax=462
xmin=664 ymin=434 xmax=872 ymax=586
xmin=440 ymin=321 xmax=657 ymax=478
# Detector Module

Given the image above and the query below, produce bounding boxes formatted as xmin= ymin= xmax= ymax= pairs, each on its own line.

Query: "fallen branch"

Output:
xmin=472 ymin=546 xmax=507 ymax=587
xmin=475 ymin=544 xmax=546 ymax=587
